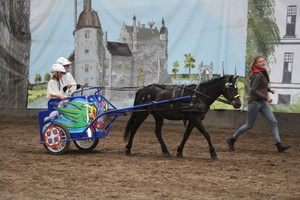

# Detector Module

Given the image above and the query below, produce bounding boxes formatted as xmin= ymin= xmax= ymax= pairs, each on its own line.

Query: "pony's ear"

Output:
xmin=228 ymin=75 xmax=234 ymax=82
xmin=228 ymin=75 xmax=238 ymax=83
xmin=234 ymin=75 xmax=239 ymax=81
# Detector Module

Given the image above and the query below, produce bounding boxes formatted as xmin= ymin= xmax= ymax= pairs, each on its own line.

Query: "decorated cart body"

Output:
xmin=38 ymin=87 xmax=190 ymax=154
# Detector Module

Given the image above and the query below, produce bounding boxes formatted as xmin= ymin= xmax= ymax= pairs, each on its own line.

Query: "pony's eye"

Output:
xmin=225 ymin=82 xmax=231 ymax=87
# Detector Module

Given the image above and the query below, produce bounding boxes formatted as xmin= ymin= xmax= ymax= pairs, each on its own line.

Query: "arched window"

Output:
xmin=85 ymin=30 xmax=89 ymax=38
xmin=285 ymin=5 xmax=297 ymax=37
xmin=84 ymin=78 xmax=89 ymax=86
xmin=84 ymin=65 xmax=89 ymax=73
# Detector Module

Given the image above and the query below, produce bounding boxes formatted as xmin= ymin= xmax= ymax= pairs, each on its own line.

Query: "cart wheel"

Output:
xmin=74 ymin=138 xmax=99 ymax=152
xmin=43 ymin=123 xmax=70 ymax=155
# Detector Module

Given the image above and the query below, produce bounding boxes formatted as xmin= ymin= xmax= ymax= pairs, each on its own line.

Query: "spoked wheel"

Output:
xmin=74 ymin=138 xmax=99 ymax=152
xmin=43 ymin=123 xmax=70 ymax=155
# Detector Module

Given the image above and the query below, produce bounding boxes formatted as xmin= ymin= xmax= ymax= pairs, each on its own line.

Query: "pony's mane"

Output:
xmin=145 ymin=75 xmax=232 ymax=90
xmin=199 ymin=76 xmax=228 ymax=86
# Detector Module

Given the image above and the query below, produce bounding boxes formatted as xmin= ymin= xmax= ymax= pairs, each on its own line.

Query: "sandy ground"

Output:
xmin=0 ymin=117 xmax=299 ymax=200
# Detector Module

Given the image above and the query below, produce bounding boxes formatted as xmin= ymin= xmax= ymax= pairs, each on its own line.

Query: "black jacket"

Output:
xmin=248 ymin=71 xmax=271 ymax=103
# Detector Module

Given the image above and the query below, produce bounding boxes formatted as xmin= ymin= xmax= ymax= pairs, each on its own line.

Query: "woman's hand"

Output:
xmin=59 ymin=95 xmax=66 ymax=100
xmin=267 ymin=98 xmax=273 ymax=103
xmin=270 ymin=89 xmax=276 ymax=94
xmin=50 ymin=94 xmax=66 ymax=100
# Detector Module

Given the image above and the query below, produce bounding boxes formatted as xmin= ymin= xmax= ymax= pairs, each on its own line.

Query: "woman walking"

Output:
xmin=227 ymin=56 xmax=290 ymax=152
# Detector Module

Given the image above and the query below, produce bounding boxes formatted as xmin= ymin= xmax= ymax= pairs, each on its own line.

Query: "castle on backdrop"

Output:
xmin=72 ymin=0 xmax=170 ymax=94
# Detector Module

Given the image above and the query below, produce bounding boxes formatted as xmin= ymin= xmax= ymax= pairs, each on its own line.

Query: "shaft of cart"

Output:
xmin=82 ymin=95 xmax=191 ymax=133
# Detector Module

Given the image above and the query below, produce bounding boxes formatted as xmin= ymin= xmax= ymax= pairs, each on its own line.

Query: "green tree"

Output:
xmin=184 ymin=53 xmax=196 ymax=78
xmin=44 ymin=73 xmax=51 ymax=82
xmin=246 ymin=0 xmax=280 ymax=70
xmin=34 ymin=74 xmax=42 ymax=83
xmin=172 ymin=60 xmax=180 ymax=78
xmin=244 ymin=0 xmax=280 ymax=110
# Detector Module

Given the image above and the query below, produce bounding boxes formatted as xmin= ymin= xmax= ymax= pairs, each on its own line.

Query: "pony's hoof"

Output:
xmin=176 ymin=152 xmax=183 ymax=158
xmin=125 ymin=149 xmax=131 ymax=155
xmin=163 ymin=152 xmax=171 ymax=157
xmin=211 ymin=153 xmax=217 ymax=160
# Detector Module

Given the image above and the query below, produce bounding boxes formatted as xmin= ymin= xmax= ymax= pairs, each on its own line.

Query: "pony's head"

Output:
xmin=221 ymin=76 xmax=241 ymax=109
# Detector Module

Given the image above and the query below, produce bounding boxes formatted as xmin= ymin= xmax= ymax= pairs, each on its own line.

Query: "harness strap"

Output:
xmin=172 ymin=85 xmax=185 ymax=98
xmin=190 ymin=88 xmax=234 ymax=105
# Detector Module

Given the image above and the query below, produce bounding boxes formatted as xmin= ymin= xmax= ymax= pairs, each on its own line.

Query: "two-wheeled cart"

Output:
xmin=38 ymin=87 xmax=190 ymax=154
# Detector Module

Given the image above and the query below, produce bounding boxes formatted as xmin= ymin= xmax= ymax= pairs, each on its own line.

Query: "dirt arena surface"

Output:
xmin=0 ymin=117 xmax=299 ymax=200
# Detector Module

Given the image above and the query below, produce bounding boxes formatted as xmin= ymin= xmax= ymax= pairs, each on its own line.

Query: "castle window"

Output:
xmin=285 ymin=5 xmax=297 ymax=37
xmin=85 ymin=49 xmax=89 ymax=54
xmin=125 ymin=64 xmax=130 ymax=70
xmin=84 ymin=78 xmax=89 ymax=86
xmin=117 ymin=64 xmax=122 ymax=69
xmin=123 ymin=38 xmax=127 ymax=42
xmin=84 ymin=65 xmax=89 ymax=73
xmin=85 ymin=30 xmax=89 ymax=38
xmin=282 ymin=52 xmax=293 ymax=83
xmin=278 ymin=94 xmax=291 ymax=104
xmin=152 ymin=62 xmax=158 ymax=67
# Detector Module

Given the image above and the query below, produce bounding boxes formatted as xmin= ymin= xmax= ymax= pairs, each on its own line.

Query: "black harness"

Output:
xmin=190 ymin=82 xmax=239 ymax=106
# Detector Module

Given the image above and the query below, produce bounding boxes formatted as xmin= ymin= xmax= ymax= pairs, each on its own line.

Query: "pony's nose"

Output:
xmin=233 ymin=101 xmax=241 ymax=109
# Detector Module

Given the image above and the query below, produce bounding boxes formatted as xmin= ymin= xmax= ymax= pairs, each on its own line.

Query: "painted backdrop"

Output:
xmin=28 ymin=0 xmax=300 ymax=113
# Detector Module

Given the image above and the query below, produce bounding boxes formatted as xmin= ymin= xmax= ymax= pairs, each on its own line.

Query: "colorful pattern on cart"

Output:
xmin=54 ymin=96 xmax=105 ymax=131
xmin=43 ymin=125 xmax=66 ymax=147
xmin=56 ymin=102 xmax=96 ymax=128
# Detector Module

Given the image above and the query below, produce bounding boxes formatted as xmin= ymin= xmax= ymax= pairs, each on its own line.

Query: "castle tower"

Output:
xmin=160 ymin=18 xmax=168 ymax=67
xmin=132 ymin=15 xmax=138 ymax=53
xmin=268 ymin=0 xmax=300 ymax=105
xmin=199 ymin=62 xmax=213 ymax=82
xmin=119 ymin=16 xmax=171 ymax=85
xmin=73 ymin=0 xmax=105 ymax=87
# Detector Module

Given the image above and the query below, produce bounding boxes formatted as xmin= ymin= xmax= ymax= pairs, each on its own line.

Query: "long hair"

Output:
xmin=248 ymin=55 xmax=264 ymax=77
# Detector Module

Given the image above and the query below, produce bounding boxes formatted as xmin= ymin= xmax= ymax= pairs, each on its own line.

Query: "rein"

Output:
xmin=85 ymin=84 xmax=239 ymax=106
xmin=190 ymin=85 xmax=239 ymax=106
xmin=91 ymin=86 xmax=141 ymax=91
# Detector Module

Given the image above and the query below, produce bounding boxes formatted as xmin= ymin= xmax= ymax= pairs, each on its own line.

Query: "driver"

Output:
xmin=56 ymin=57 xmax=83 ymax=96
xmin=47 ymin=63 xmax=67 ymax=100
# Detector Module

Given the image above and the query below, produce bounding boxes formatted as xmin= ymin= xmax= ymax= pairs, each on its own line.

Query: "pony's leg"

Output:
xmin=125 ymin=112 xmax=149 ymax=155
xmin=153 ymin=115 xmax=170 ymax=156
xmin=193 ymin=119 xmax=217 ymax=160
xmin=176 ymin=121 xmax=194 ymax=157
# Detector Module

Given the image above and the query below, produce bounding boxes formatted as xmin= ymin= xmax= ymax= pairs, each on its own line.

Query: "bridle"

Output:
xmin=222 ymin=82 xmax=240 ymax=104
xmin=191 ymin=82 xmax=240 ymax=106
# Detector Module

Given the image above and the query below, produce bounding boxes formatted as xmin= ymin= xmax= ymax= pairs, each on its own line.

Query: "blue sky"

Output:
xmin=29 ymin=0 xmax=248 ymax=82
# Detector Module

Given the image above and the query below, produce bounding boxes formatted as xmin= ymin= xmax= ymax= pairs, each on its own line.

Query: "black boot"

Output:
xmin=275 ymin=143 xmax=290 ymax=153
xmin=227 ymin=137 xmax=236 ymax=151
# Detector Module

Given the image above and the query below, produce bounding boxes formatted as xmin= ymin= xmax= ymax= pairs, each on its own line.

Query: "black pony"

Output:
xmin=124 ymin=75 xmax=241 ymax=159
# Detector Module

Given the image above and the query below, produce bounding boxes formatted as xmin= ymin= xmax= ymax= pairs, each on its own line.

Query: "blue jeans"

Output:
xmin=232 ymin=100 xmax=281 ymax=143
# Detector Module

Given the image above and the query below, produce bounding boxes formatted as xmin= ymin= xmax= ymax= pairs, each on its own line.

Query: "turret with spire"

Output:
xmin=73 ymin=0 xmax=105 ymax=87
xmin=84 ymin=0 xmax=91 ymax=10
xmin=160 ymin=17 xmax=168 ymax=65
xmin=76 ymin=0 xmax=102 ymax=31
xmin=132 ymin=14 xmax=138 ymax=53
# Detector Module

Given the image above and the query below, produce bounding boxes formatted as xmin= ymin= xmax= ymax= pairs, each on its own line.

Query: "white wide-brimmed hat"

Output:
xmin=50 ymin=63 xmax=66 ymax=73
xmin=56 ymin=57 xmax=72 ymax=66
